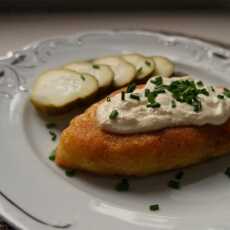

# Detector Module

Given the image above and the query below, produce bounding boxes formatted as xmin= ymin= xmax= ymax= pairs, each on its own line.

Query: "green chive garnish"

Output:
xmin=211 ymin=86 xmax=215 ymax=92
xmin=145 ymin=89 xmax=150 ymax=97
xmin=81 ymin=75 xmax=85 ymax=81
xmin=136 ymin=67 xmax=143 ymax=75
xmin=197 ymin=80 xmax=204 ymax=87
xmin=147 ymin=102 xmax=161 ymax=108
xmin=46 ymin=123 xmax=57 ymax=129
xmin=164 ymin=79 xmax=208 ymax=112
xmin=154 ymin=87 xmax=166 ymax=94
xmin=109 ymin=110 xmax=119 ymax=119
xmin=0 ymin=71 xmax=4 ymax=77
xmin=126 ymin=83 xmax=136 ymax=93
xmin=217 ymin=95 xmax=224 ymax=99
xmin=144 ymin=78 xmax=216 ymax=112
xmin=145 ymin=60 xmax=151 ymax=66
xmin=106 ymin=96 xmax=111 ymax=102
xmin=121 ymin=91 xmax=125 ymax=101
xmin=175 ymin=171 xmax=184 ymax=180
xmin=150 ymin=76 xmax=163 ymax=86
xmin=223 ymin=88 xmax=230 ymax=98
xmin=49 ymin=149 xmax=56 ymax=161
xmin=49 ymin=131 xmax=57 ymax=141
xmin=130 ymin=94 xmax=140 ymax=101
xmin=65 ymin=169 xmax=76 ymax=177
xmin=193 ymin=101 xmax=202 ymax=112
xmin=171 ymin=100 xmax=176 ymax=108
xmin=168 ymin=180 xmax=180 ymax=189
xmin=199 ymin=88 xmax=209 ymax=96
xmin=200 ymin=88 xmax=209 ymax=96
xmin=92 ymin=64 xmax=100 ymax=69
xmin=147 ymin=92 xmax=156 ymax=104
xmin=115 ymin=178 xmax=130 ymax=192
xmin=225 ymin=167 xmax=230 ymax=177
xmin=149 ymin=204 xmax=159 ymax=211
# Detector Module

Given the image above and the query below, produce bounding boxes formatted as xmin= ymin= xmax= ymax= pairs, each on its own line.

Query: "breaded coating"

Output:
xmin=55 ymin=88 xmax=230 ymax=176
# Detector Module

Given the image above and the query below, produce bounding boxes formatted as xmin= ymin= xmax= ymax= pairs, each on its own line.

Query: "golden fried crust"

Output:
xmin=55 ymin=87 xmax=230 ymax=176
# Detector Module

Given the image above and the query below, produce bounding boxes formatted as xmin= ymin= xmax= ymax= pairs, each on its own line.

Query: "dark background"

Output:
xmin=0 ymin=0 xmax=230 ymax=11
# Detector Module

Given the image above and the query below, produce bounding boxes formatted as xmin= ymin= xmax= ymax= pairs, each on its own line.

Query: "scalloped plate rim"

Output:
xmin=0 ymin=29 xmax=230 ymax=230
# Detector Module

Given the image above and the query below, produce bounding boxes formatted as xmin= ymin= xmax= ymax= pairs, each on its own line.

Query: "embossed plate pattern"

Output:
xmin=1 ymin=30 xmax=230 ymax=230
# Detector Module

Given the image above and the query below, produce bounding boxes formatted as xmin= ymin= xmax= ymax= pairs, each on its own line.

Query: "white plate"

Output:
xmin=1 ymin=30 xmax=230 ymax=230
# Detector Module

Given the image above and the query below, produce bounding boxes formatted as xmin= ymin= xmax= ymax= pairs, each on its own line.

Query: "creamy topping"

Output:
xmin=96 ymin=76 xmax=230 ymax=134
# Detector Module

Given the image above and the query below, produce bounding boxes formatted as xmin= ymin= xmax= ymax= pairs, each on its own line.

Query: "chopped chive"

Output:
xmin=126 ymin=83 xmax=136 ymax=93
xmin=130 ymin=94 xmax=140 ymax=101
xmin=193 ymin=105 xmax=201 ymax=112
xmin=171 ymin=100 xmax=176 ymax=108
xmin=149 ymin=204 xmax=159 ymax=211
xmin=154 ymin=87 xmax=166 ymax=94
xmin=109 ymin=110 xmax=119 ymax=119
xmin=115 ymin=178 xmax=130 ymax=192
xmin=168 ymin=180 xmax=180 ymax=189
xmin=65 ymin=169 xmax=76 ymax=177
xmin=106 ymin=96 xmax=111 ymax=102
xmin=147 ymin=92 xmax=156 ymax=104
xmin=80 ymin=75 xmax=85 ymax=81
xmin=136 ymin=67 xmax=143 ymax=75
xmin=211 ymin=86 xmax=215 ymax=92
xmin=223 ymin=88 xmax=230 ymax=98
xmin=165 ymin=79 xmax=210 ymax=112
xmin=145 ymin=60 xmax=151 ymax=66
xmin=0 ymin=71 xmax=5 ymax=77
xmin=193 ymin=101 xmax=202 ymax=112
xmin=199 ymin=88 xmax=209 ymax=96
xmin=225 ymin=167 xmax=230 ymax=177
xmin=175 ymin=171 xmax=184 ymax=180
xmin=150 ymin=76 xmax=163 ymax=86
xmin=46 ymin=123 xmax=57 ymax=129
xmin=143 ymin=78 xmax=218 ymax=112
xmin=121 ymin=91 xmax=125 ymax=101
xmin=92 ymin=64 xmax=100 ymax=69
xmin=147 ymin=102 xmax=161 ymax=108
xmin=197 ymin=80 xmax=203 ymax=87
xmin=145 ymin=89 xmax=150 ymax=97
xmin=49 ymin=149 xmax=56 ymax=161
xmin=49 ymin=130 xmax=57 ymax=141
xmin=217 ymin=95 xmax=224 ymax=99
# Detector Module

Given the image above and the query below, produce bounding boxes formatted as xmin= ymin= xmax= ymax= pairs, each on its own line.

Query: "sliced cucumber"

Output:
xmin=122 ymin=53 xmax=155 ymax=80
xmin=151 ymin=56 xmax=175 ymax=78
xmin=31 ymin=69 xmax=99 ymax=115
xmin=94 ymin=56 xmax=136 ymax=88
xmin=65 ymin=62 xmax=114 ymax=91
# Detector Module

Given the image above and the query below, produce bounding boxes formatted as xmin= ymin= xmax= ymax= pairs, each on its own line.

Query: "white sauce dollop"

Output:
xmin=96 ymin=77 xmax=230 ymax=134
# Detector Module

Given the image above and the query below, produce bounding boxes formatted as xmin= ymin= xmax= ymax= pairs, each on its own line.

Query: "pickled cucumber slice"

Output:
xmin=151 ymin=56 xmax=174 ymax=78
xmin=65 ymin=62 xmax=113 ymax=91
xmin=31 ymin=69 xmax=99 ymax=115
xmin=94 ymin=56 xmax=136 ymax=88
xmin=122 ymin=53 xmax=155 ymax=80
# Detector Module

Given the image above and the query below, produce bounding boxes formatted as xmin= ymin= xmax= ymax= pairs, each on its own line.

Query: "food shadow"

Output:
xmin=72 ymin=153 xmax=230 ymax=196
